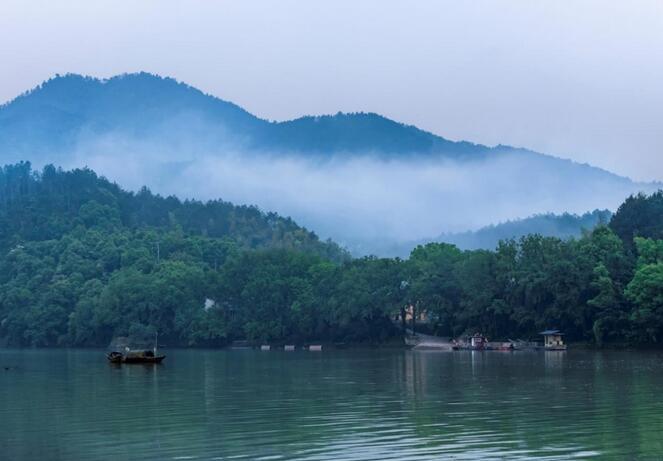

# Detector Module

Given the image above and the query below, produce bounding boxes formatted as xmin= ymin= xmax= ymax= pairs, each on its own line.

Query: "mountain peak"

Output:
xmin=0 ymin=72 xmax=651 ymax=169
xmin=41 ymin=72 xmax=180 ymax=90
xmin=2 ymin=72 xmax=491 ymax=158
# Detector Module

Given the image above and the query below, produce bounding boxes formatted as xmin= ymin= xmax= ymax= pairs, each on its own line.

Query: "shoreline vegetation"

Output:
xmin=2 ymin=341 xmax=658 ymax=352
xmin=1 ymin=162 xmax=663 ymax=349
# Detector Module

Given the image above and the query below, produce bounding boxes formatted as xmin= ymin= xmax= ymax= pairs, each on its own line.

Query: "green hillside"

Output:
xmin=1 ymin=163 xmax=663 ymax=348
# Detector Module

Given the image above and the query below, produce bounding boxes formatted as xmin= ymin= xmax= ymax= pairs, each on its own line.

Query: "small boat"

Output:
xmin=107 ymin=332 xmax=165 ymax=364
xmin=107 ymin=349 xmax=165 ymax=364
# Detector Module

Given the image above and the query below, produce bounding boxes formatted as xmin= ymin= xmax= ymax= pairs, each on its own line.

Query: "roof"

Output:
xmin=539 ymin=329 xmax=564 ymax=336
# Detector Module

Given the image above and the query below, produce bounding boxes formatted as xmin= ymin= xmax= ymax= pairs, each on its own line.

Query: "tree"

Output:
xmin=626 ymin=263 xmax=663 ymax=343
xmin=587 ymin=264 xmax=621 ymax=345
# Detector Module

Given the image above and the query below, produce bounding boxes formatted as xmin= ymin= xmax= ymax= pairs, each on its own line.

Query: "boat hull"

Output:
xmin=107 ymin=352 xmax=165 ymax=364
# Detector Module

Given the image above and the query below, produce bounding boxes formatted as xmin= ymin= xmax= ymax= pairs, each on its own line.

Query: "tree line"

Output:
xmin=0 ymin=163 xmax=662 ymax=347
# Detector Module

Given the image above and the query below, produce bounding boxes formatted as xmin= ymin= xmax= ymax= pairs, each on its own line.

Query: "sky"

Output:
xmin=1 ymin=0 xmax=662 ymax=181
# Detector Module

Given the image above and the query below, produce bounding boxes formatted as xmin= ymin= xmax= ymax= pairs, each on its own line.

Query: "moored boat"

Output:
xmin=107 ymin=349 xmax=165 ymax=364
xmin=106 ymin=333 xmax=165 ymax=364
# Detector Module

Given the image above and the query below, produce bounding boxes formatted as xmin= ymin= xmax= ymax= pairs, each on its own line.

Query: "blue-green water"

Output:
xmin=1 ymin=349 xmax=662 ymax=460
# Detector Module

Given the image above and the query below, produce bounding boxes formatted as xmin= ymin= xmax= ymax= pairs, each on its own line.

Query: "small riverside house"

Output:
xmin=470 ymin=333 xmax=487 ymax=349
xmin=539 ymin=330 xmax=566 ymax=350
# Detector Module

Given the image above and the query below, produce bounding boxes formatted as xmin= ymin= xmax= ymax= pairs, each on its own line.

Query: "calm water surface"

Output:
xmin=1 ymin=349 xmax=663 ymax=460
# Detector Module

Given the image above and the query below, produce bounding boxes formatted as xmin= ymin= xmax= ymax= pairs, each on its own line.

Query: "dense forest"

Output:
xmin=1 ymin=163 xmax=662 ymax=347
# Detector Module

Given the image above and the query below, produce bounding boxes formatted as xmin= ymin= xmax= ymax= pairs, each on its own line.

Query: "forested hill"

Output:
xmin=1 ymin=162 xmax=663 ymax=349
xmin=0 ymin=162 xmax=346 ymax=261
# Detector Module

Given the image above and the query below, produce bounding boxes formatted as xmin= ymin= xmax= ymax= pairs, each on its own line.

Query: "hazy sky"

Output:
xmin=1 ymin=0 xmax=662 ymax=181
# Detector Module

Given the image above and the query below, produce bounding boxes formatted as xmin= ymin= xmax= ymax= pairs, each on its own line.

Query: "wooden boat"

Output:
xmin=107 ymin=331 xmax=165 ymax=364
xmin=107 ymin=349 xmax=165 ymax=364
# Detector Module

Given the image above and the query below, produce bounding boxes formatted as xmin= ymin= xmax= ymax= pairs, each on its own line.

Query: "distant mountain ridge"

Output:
xmin=439 ymin=209 xmax=613 ymax=251
xmin=354 ymin=210 xmax=613 ymax=258
xmin=0 ymin=72 xmax=550 ymax=160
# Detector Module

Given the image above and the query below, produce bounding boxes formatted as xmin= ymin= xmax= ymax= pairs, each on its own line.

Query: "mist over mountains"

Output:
xmin=0 ymin=73 xmax=656 ymax=255
xmin=364 ymin=210 xmax=612 ymax=258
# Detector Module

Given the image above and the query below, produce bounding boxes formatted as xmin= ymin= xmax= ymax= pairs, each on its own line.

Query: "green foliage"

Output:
xmin=0 ymin=163 xmax=348 ymax=347
xmin=1 ymin=164 xmax=662 ymax=348
xmin=610 ymin=191 xmax=663 ymax=252
xmin=0 ymin=162 xmax=348 ymax=262
xmin=624 ymin=237 xmax=663 ymax=342
xmin=626 ymin=263 xmax=663 ymax=342
xmin=633 ymin=236 xmax=663 ymax=267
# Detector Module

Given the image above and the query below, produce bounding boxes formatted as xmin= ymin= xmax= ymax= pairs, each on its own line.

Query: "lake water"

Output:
xmin=1 ymin=349 xmax=663 ymax=460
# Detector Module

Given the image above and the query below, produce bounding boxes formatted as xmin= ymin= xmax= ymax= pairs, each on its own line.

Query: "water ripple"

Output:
xmin=2 ymin=349 xmax=663 ymax=460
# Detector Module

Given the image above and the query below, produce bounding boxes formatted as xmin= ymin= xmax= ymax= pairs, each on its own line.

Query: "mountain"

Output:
xmin=440 ymin=209 xmax=613 ymax=250
xmin=0 ymin=72 xmax=487 ymax=161
xmin=0 ymin=162 xmax=354 ymax=347
xmin=359 ymin=209 xmax=613 ymax=258
xmin=0 ymin=73 xmax=658 ymax=255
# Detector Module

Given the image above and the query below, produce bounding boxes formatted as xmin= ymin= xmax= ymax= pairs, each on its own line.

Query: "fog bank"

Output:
xmin=46 ymin=132 xmax=655 ymax=254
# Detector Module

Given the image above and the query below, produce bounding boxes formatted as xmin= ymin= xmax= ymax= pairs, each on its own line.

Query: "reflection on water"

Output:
xmin=1 ymin=349 xmax=663 ymax=460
